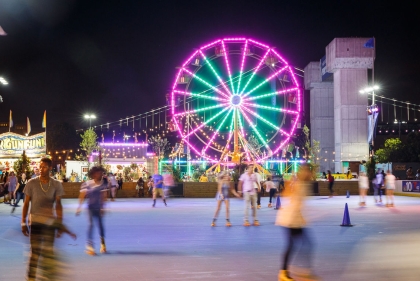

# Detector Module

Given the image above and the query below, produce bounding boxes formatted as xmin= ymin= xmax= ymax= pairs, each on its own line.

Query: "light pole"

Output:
xmin=84 ymin=114 xmax=96 ymax=128
xmin=360 ymin=85 xmax=380 ymax=156
xmin=0 ymin=77 xmax=8 ymax=103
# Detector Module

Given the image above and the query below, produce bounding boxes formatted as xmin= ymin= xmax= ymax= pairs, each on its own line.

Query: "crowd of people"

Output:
xmin=1 ymin=159 xmax=417 ymax=281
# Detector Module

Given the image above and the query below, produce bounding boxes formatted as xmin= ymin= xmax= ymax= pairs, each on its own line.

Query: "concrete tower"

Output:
xmin=304 ymin=62 xmax=334 ymax=172
xmin=305 ymin=38 xmax=375 ymax=173
xmin=326 ymin=38 xmax=374 ymax=172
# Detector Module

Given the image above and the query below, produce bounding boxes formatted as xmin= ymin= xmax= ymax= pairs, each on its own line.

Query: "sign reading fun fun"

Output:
xmin=0 ymin=132 xmax=45 ymax=158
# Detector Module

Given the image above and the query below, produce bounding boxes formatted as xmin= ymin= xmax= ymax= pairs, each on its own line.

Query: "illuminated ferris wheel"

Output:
xmin=170 ymin=37 xmax=301 ymax=163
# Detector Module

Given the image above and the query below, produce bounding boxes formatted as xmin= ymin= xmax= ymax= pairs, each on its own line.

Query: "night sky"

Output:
xmin=0 ymin=0 xmax=418 ymax=132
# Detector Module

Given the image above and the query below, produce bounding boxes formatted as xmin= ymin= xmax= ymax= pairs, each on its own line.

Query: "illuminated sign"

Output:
xmin=0 ymin=132 xmax=46 ymax=158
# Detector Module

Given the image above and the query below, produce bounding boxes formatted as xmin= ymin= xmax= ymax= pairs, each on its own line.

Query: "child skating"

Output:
xmin=211 ymin=172 xmax=240 ymax=227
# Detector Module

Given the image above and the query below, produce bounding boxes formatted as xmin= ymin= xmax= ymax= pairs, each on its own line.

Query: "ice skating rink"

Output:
xmin=1 ymin=196 xmax=419 ymax=281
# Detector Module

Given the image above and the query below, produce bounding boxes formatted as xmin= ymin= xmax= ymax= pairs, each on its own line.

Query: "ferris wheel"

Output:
xmin=170 ymin=37 xmax=301 ymax=163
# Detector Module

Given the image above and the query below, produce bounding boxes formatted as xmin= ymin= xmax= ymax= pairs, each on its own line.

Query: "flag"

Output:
xmin=27 ymin=117 xmax=31 ymax=135
xmin=363 ymin=38 xmax=374 ymax=48
xmin=9 ymin=110 xmax=13 ymax=128
xmin=0 ymin=26 xmax=7 ymax=36
xmin=42 ymin=110 xmax=47 ymax=128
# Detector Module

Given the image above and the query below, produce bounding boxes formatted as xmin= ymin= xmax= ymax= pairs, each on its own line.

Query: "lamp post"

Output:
xmin=84 ymin=114 xmax=96 ymax=128
xmin=359 ymin=85 xmax=380 ymax=157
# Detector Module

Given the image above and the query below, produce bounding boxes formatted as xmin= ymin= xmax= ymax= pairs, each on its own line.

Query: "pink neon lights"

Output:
xmin=170 ymin=37 xmax=301 ymax=162
xmin=239 ymin=48 xmax=271 ymax=95
xmin=220 ymin=40 xmax=235 ymax=94
xmin=237 ymin=40 xmax=248 ymax=94
xmin=242 ymin=65 xmax=288 ymax=98
xmin=199 ymin=50 xmax=232 ymax=96
xmin=100 ymin=143 xmax=148 ymax=147
xmin=243 ymin=87 xmax=298 ymax=101
xmin=182 ymin=68 xmax=230 ymax=99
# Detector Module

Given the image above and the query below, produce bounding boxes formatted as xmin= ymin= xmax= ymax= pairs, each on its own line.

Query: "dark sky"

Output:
xmin=0 ymin=0 xmax=418 ymax=131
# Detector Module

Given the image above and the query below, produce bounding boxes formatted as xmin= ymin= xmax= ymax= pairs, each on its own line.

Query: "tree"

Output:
xmin=77 ymin=128 xmax=100 ymax=169
xmin=302 ymin=125 xmax=320 ymax=177
xmin=148 ymin=136 xmax=170 ymax=158
xmin=13 ymin=151 xmax=32 ymax=178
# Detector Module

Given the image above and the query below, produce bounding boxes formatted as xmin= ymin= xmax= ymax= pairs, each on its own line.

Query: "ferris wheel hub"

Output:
xmin=230 ymin=95 xmax=242 ymax=106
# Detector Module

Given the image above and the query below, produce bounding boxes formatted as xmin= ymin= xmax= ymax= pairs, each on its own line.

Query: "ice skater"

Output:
xmin=76 ymin=166 xmax=110 ymax=255
xmin=152 ymin=172 xmax=167 ymax=207
xmin=238 ymin=164 xmax=260 ymax=226
xmin=358 ymin=172 xmax=368 ymax=206
xmin=211 ymin=172 xmax=240 ymax=227
xmin=276 ymin=164 xmax=318 ymax=281
xmin=264 ymin=176 xmax=277 ymax=208
xmin=374 ymin=169 xmax=383 ymax=203
xmin=384 ymin=170 xmax=396 ymax=207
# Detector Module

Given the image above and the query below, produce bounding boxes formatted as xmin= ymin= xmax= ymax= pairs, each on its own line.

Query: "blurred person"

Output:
xmin=211 ymin=172 xmax=240 ymax=227
xmin=117 ymin=176 xmax=123 ymax=189
xmin=374 ymin=169 xmax=383 ymax=203
xmin=276 ymin=163 xmax=317 ymax=281
xmin=108 ymin=173 xmax=118 ymax=201
xmin=384 ymin=170 xmax=396 ymax=207
xmin=264 ymin=176 xmax=277 ymax=208
xmin=358 ymin=172 xmax=369 ymax=206
xmin=147 ymin=176 xmax=154 ymax=197
xmin=162 ymin=173 xmax=174 ymax=198
xmin=238 ymin=164 xmax=260 ymax=226
xmin=199 ymin=173 xmax=208 ymax=182
xmin=346 ymin=169 xmax=352 ymax=179
xmin=406 ymin=166 xmax=414 ymax=180
xmin=321 ymin=172 xmax=327 ymax=179
xmin=11 ymin=173 xmax=28 ymax=212
xmin=76 ymin=166 xmax=110 ymax=255
xmin=327 ymin=170 xmax=334 ymax=198
xmin=254 ymin=168 xmax=263 ymax=209
xmin=8 ymin=171 xmax=17 ymax=205
xmin=152 ymin=172 xmax=167 ymax=207
xmin=21 ymin=158 xmax=64 ymax=281
xmin=31 ymin=168 xmax=40 ymax=179
xmin=415 ymin=168 xmax=420 ymax=180
xmin=136 ymin=177 xmax=145 ymax=197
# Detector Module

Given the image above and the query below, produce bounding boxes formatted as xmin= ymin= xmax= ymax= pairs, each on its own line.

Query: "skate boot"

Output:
xmin=243 ymin=221 xmax=251 ymax=227
xmin=257 ymin=205 xmax=261 ymax=209
xmin=278 ymin=270 xmax=294 ymax=281
xmin=164 ymin=199 xmax=167 ymax=207
xmin=100 ymin=237 xmax=106 ymax=254
xmin=225 ymin=220 xmax=231 ymax=227
xmin=268 ymin=203 xmax=272 ymax=208
xmin=85 ymin=245 xmax=95 ymax=256
xmin=211 ymin=219 xmax=216 ymax=227
xmin=253 ymin=220 xmax=260 ymax=226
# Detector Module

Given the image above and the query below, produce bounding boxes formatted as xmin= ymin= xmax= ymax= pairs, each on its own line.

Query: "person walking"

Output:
xmin=238 ymin=164 xmax=260 ymax=226
xmin=211 ymin=172 xmax=240 ymax=227
xmin=8 ymin=171 xmax=17 ymax=205
xmin=21 ymin=158 xmax=65 ymax=281
xmin=358 ymin=172 xmax=369 ymax=206
xmin=264 ymin=176 xmax=277 ymax=208
xmin=76 ymin=166 xmax=110 ymax=255
xmin=384 ymin=170 xmax=396 ymax=207
xmin=108 ymin=173 xmax=118 ymax=201
xmin=276 ymin=164 xmax=317 ymax=281
xmin=327 ymin=170 xmax=334 ymax=198
xmin=152 ymin=172 xmax=167 ymax=207
xmin=11 ymin=173 xmax=28 ymax=213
